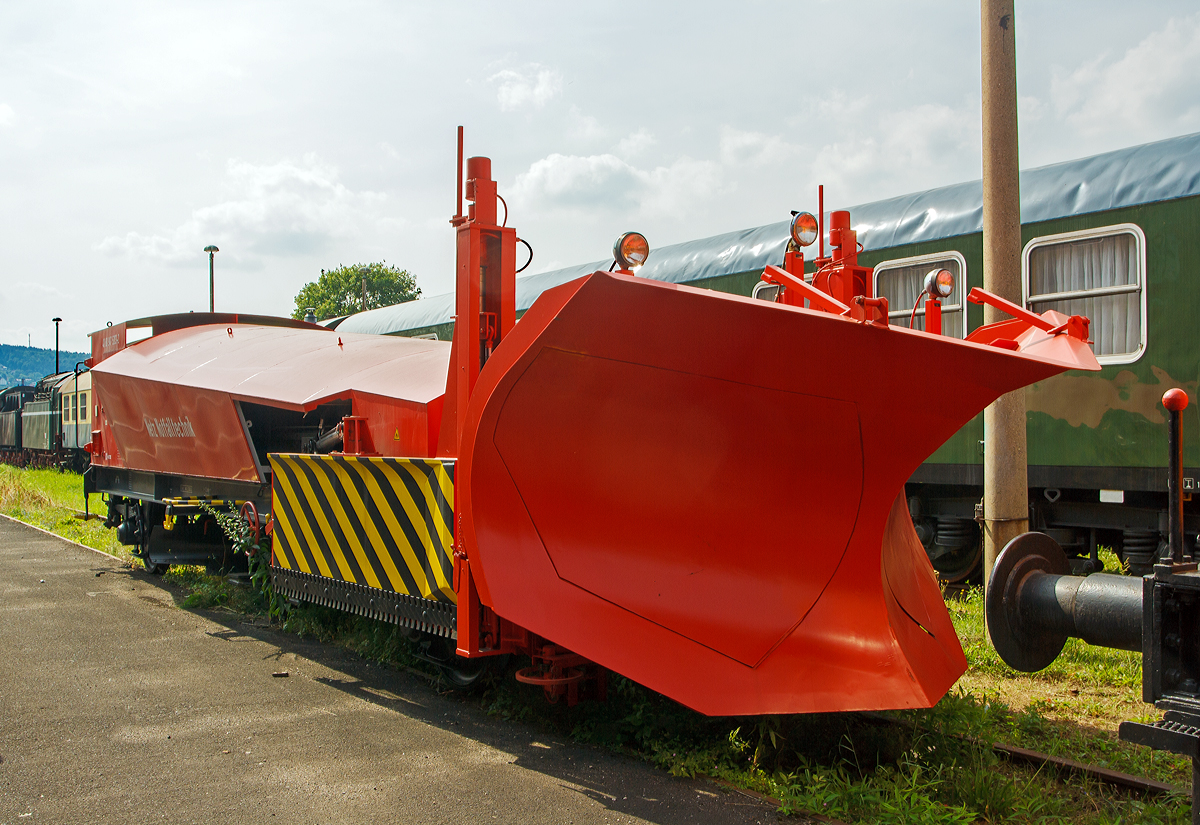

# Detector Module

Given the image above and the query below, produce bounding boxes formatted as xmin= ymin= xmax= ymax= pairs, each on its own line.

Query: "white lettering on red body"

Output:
xmin=143 ymin=415 xmax=196 ymax=439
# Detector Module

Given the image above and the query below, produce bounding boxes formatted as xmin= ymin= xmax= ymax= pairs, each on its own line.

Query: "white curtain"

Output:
xmin=876 ymin=258 xmax=963 ymax=337
xmin=1028 ymin=233 xmax=1140 ymax=357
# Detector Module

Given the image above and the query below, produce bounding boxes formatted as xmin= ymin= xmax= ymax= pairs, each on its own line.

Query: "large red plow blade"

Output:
xmin=459 ymin=271 xmax=1096 ymax=716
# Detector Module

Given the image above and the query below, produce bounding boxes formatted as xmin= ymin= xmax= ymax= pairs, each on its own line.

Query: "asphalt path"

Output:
xmin=0 ymin=516 xmax=784 ymax=825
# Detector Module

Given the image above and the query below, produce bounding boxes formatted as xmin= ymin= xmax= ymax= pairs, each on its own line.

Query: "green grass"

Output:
xmin=947 ymin=577 xmax=1188 ymax=789
xmin=3 ymin=466 xmax=1192 ymax=823
xmin=0 ymin=465 xmax=128 ymax=559
xmin=479 ymin=671 xmax=1191 ymax=824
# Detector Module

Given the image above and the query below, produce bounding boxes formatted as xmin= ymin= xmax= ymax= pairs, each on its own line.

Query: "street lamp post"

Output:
xmin=52 ymin=317 xmax=62 ymax=373
xmin=204 ymin=246 xmax=220 ymax=312
xmin=360 ymin=267 xmax=369 ymax=312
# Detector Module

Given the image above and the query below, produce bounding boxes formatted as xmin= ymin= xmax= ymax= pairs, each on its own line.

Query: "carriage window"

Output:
xmin=62 ymin=395 xmax=72 ymax=421
xmin=872 ymin=252 xmax=966 ymax=337
xmin=752 ymin=282 xmax=782 ymax=302
xmin=1024 ymin=224 xmax=1145 ymax=363
xmin=79 ymin=392 xmax=88 ymax=420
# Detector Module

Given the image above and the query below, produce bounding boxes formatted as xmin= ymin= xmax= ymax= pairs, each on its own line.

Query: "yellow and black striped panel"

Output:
xmin=269 ymin=454 xmax=455 ymax=603
xmin=162 ymin=497 xmax=244 ymax=507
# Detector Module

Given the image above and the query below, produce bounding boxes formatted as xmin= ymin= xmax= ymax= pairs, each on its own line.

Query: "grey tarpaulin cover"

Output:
xmin=335 ymin=131 xmax=1200 ymax=336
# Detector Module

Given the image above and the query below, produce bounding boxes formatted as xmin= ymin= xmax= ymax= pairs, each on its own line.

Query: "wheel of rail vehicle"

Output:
xmin=135 ymin=503 xmax=169 ymax=575
xmin=923 ymin=518 xmax=983 ymax=584
xmin=424 ymin=636 xmax=509 ymax=691
xmin=140 ymin=553 xmax=169 ymax=576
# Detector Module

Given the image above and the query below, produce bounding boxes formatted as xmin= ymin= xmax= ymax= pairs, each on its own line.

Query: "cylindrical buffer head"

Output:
xmin=986 ymin=532 xmax=1071 ymax=671
xmin=986 ymin=532 xmax=1143 ymax=672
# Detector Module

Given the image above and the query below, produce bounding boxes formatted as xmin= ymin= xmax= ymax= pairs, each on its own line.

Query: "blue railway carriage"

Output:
xmin=334 ymin=131 xmax=1200 ymax=581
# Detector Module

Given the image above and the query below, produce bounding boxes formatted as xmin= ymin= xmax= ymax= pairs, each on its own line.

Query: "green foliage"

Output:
xmin=777 ymin=762 xmax=979 ymax=824
xmin=0 ymin=343 xmax=90 ymax=388
xmin=274 ymin=603 xmax=425 ymax=678
xmin=291 ymin=262 xmax=420 ymax=321
xmin=174 ymin=566 xmax=233 ymax=608
xmin=199 ymin=502 xmax=289 ymax=619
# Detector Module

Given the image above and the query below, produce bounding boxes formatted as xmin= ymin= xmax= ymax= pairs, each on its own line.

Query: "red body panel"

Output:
xmin=91 ymin=324 xmax=451 ymax=478
xmin=458 ymin=271 xmax=1096 ymax=716
xmin=91 ymin=322 xmax=128 ymax=366
xmin=93 ymin=374 xmax=259 ymax=480
xmin=355 ymin=393 xmax=439 ymax=458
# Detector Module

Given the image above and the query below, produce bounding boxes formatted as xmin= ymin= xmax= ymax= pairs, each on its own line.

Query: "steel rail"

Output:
xmin=863 ymin=711 xmax=1181 ymax=798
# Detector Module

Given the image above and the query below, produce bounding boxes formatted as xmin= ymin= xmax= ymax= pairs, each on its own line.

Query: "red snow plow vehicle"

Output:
xmin=87 ymin=132 xmax=1099 ymax=715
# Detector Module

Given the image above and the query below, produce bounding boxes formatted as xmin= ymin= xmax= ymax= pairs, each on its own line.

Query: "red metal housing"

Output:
xmin=90 ymin=323 xmax=450 ymax=479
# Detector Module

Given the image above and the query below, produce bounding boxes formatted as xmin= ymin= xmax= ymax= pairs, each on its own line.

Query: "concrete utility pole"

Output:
xmin=981 ymin=0 xmax=1028 ymax=598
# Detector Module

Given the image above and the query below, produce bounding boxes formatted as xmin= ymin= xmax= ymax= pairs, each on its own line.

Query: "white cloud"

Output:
xmin=809 ymin=100 xmax=980 ymax=201
xmin=637 ymin=157 xmax=724 ymax=217
xmin=616 ymin=129 xmax=656 ymax=158
xmin=96 ymin=154 xmax=387 ymax=266
xmin=511 ymin=153 xmax=643 ymax=212
xmin=488 ymin=64 xmax=563 ymax=112
xmin=510 ymin=151 xmax=723 ymax=219
xmin=719 ymin=127 xmax=799 ymax=167
xmin=1018 ymin=94 xmax=1046 ymax=124
xmin=7 ymin=281 xmax=68 ymax=300
xmin=568 ymin=106 xmax=605 ymax=142
xmin=0 ymin=104 xmax=14 ymax=127
xmin=802 ymin=90 xmax=872 ymax=124
xmin=1051 ymin=14 xmax=1200 ymax=137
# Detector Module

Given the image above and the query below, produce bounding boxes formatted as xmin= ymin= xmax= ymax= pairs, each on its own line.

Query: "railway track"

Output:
xmin=704 ymin=716 xmax=1182 ymax=825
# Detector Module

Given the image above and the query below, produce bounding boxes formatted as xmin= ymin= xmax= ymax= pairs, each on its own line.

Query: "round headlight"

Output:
xmin=923 ymin=268 xmax=954 ymax=298
xmin=790 ymin=212 xmax=819 ymax=247
xmin=613 ymin=232 xmax=650 ymax=270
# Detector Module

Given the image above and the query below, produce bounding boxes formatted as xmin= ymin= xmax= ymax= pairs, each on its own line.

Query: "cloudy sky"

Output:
xmin=3 ymin=1 xmax=1199 ymax=352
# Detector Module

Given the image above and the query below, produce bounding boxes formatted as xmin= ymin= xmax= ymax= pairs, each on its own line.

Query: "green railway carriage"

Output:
xmin=0 ymin=386 xmax=37 ymax=452
xmin=1 ymin=371 xmax=92 ymax=470
xmin=335 ymin=132 xmax=1200 ymax=580
xmin=20 ymin=391 xmax=60 ymax=453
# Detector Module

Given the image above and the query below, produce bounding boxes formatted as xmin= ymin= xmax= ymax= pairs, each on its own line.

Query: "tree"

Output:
xmin=291 ymin=262 xmax=420 ymax=321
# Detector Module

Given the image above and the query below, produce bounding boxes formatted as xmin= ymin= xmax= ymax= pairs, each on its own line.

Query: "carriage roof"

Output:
xmin=336 ymin=131 xmax=1200 ymax=337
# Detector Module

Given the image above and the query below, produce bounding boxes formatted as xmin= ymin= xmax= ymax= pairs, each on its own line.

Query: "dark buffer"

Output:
xmin=986 ymin=388 xmax=1200 ymax=822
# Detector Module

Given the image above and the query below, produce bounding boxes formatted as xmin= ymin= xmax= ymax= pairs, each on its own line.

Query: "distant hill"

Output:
xmin=0 ymin=344 xmax=90 ymax=388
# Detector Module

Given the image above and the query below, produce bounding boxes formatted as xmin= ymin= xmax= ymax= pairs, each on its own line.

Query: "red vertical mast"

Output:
xmin=437 ymin=131 xmax=518 ymax=459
